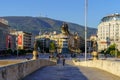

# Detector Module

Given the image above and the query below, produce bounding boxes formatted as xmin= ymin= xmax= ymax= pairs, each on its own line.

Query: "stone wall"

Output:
xmin=73 ymin=60 xmax=120 ymax=77
xmin=0 ymin=59 xmax=56 ymax=80
xmin=0 ymin=60 xmax=24 ymax=66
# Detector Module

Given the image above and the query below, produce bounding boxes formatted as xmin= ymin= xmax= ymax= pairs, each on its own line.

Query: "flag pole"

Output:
xmin=85 ymin=0 xmax=88 ymax=61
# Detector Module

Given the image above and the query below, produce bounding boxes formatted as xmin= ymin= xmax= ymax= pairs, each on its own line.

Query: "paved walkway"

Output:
xmin=23 ymin=60 xmax=120 ymax=80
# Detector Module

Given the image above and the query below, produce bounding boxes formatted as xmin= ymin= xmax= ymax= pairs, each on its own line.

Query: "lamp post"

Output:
xmin=115 ymin=23 xmax=119 ymax=59
xmin=114 ymin=23 xmax=119 ymax=59
xmin=85 ymin=0 xmax=88 ymax=61
xmin=42 ymin=38 xmax=44 ymax=53
xmin=16 ymin=33 xmax=19 ymax=59
xmin=115 ymin=44 xmax=117 ymax=59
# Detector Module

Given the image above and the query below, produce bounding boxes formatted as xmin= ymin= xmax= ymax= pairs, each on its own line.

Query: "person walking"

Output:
xmin=62 ymin=57 xmax=65 ymax=66
xmin=56 ymin=57 xmax=60 ymax=64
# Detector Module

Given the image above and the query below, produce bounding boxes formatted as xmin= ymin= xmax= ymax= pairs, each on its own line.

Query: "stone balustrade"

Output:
xmin=0 ymin=59 xmax=56 ymax=80
xmin=73 ymin=60 xmax=120 ymax=77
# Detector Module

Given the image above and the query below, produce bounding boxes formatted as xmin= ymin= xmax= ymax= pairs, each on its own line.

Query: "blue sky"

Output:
xmin=0 ymin=0 xmax=119 ymax=28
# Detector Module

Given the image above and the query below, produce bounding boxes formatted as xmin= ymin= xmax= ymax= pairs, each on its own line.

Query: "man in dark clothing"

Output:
xmin=62 ymin=58 xmax=65 ymax=66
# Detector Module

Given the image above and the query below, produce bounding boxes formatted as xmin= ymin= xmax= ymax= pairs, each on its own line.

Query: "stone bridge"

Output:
xmin=23 ymin=59 xmax=120 ymax=80
xmin=0 ymin=59 xmax=120 ymax=80
xmin=0 ymin=59 xmax=56 ymax=80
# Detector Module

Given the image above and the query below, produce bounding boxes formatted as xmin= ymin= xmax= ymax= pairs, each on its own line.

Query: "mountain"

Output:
xmin=1 ymin=16 xmax=97 ymax=38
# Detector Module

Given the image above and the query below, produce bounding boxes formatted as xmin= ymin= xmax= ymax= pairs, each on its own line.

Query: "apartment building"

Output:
xmin=97 ymin=13 xmax=120 ymax=51
xmin=51 ymin=33 xmax=69 ymax=53
xmin=36 ymin=23 xmax=83 ymax=53
xmin=0 ymin=22 xmax=10 ymax=51
xmin=10 ymin=31 xmax=33 ymax=50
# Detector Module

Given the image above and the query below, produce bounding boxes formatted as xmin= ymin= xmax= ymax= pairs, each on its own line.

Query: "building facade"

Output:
xmin=97 ymin=13 xmax=120 ymax=51
xmin=0 ymin=22 xmax=10 ymax=51
xmin=36 ymin=23 xmax=84 ymax=54
xmin=51 ymin=33 xmax=69 ymax=54
xmin=10 ymin=31 xmax=33 ymax=50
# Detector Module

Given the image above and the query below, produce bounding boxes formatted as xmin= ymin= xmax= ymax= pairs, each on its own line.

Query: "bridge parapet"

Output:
xmin=0 ymin=59 xmax=56 ymax=80
xmin=73 ymin=60 xmax=120 ymax=77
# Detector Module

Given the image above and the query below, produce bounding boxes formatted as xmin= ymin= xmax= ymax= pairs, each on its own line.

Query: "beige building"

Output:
xmin=36 ymin=24 xmax=70 ymax=53
xmin=51 ymin=33 xmax=69 ymax=53
xmin=97 ymin=13 xmax=120 ymax=51
xmin=36 ymin=23 xmax=83 ymax=53
xmin=10 ymin=31 xmax=33 ymax=50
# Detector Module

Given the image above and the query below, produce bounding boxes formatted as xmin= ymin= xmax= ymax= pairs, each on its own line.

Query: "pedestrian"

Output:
xmin=56 ymin=57 xmax=60 ymax=64
xmin=62 ymin=58 xmax=65 ymax=66
xmin=49 ymin=55 xmax=51 ymax=59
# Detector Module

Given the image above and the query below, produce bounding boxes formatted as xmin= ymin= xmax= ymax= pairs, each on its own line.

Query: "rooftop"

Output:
xmin=101 ymin=13 xmax=120 ymax=22
xmin=0 ymin=22 xmax=10 ymax=28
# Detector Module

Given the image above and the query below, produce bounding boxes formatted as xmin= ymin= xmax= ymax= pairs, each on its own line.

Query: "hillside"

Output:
xmin=1 ymin=16 xmax=97 ymax=38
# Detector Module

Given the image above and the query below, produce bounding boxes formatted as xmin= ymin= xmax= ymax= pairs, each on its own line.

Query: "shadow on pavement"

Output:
xmin=22 ymin=60 xmax=88 ymax=80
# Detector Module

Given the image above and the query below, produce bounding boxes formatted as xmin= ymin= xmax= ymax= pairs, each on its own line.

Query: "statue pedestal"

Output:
xmin=32 ymin=50 xmax=39 ymax=60
xmin=92 ymin=51 xmax=98 ymax=60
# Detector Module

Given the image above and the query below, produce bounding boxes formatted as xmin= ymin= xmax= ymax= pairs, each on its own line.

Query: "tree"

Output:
xmin=49 ymin=41 xmax=56 ymax=54
xmin=105 ymin=44 xmax=117 ymax=56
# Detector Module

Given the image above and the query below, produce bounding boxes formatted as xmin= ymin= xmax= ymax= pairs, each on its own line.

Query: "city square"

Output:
xmin=0 ymin=0 xmax=120 ymax=80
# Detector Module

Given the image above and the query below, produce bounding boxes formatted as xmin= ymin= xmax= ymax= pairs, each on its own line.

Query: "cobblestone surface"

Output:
xmin=23 ymin=60 xmax=120 ymax=80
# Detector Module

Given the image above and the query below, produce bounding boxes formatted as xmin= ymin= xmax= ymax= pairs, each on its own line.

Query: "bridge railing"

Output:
xmin=0 ymin=59 xmax=56 ymax=80
xmin=73 ymin=60 xmax=120 ymax=77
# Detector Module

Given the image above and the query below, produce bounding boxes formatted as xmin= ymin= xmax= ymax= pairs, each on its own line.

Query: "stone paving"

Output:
xmin=23 ymin=60 xmax=120 ymax=80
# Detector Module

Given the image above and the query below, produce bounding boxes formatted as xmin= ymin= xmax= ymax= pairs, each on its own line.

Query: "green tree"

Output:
xmin=49 ymin=41 xmax=56 ymax=53
xmin=105 ymin=44 xmax=117 ymax=56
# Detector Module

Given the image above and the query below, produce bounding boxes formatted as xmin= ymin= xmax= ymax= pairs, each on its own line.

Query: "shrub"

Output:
xmin=18 ymin=49 xmax=26 ymax=55
xmin=13 ymin=50 xmax=17 ymax=55
xmin=26 ymin=49 xmax=33 ymax=53
xmin=7 ymin=49 xmax=13 ymax=55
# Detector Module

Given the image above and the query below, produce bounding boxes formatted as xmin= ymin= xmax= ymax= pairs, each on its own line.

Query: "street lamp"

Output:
xmin=114 ymin=23 xmax=119 ymax=59
xmin=16 ymin=33 xmax=19 ymax=58
xmin=42 ymin=38 xmax=45 ymax=53
xmin=115 ymin=44 xmax=117 ymax=59
xmin=85 ymin=0 xmax=88 ymax=61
